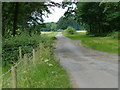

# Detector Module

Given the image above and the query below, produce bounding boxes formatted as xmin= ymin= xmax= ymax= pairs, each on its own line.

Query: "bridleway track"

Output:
xmin=55 ymin=32 xmax=118 ymax=88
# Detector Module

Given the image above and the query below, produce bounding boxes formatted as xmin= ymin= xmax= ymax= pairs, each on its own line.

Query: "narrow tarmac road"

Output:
xmin=55 ymin=32 xmax=118 ymax=88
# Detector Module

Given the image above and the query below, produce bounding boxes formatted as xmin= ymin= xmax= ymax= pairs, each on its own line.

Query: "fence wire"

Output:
xmin=14 ymin=59 xmax=23 ymax=68
xmin=0 ymin=52 xmax=33 ymax=88
xmin=0 ymin=69 xmax=11 ymax=79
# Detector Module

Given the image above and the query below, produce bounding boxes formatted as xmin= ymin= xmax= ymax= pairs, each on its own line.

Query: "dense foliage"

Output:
xmin=107 ymin=31 xmax=120 ymax=39
xmin=57 ymin=16 xmax=81 ymax=30
xmin=2 ymin=32 xmax=72 ymax=88
xmin=63 ymin=26 xmax=77 ymax=35
xmin=63 ymin=2 xmax=120 ymax=36
xmin=75 ymin=2 xmax=120 ymax=36
xmin=41 ymin=22 xmax=57 ymax=31
xmin=2 ymin=32 xmax=51 ymax=67
xmin=2 ymin=2 xmax=60 ymax=38
xmin=2 ymin=1 xmax=61 ymax=68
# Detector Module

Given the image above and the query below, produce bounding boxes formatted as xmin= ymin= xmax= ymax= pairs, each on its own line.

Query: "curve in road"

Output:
xmin=55 ymin=32 xmax=118 ymax=88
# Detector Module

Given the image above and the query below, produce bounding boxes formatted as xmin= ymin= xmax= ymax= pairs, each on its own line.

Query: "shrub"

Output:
xmin=107 ymin=32 xmax=120 ymax=40
xmin=2 ymin=32 xmax=54 ymax=70
xmin=64 ymin=27 xmax=76 ymax=35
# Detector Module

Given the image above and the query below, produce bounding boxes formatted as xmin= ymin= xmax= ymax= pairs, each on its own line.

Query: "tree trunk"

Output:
xmin=2 ymin=3 xmax=5 ymax=37
xmin=89 ymin=24 xmax=92 ymax=33
xmin=13 ymin=2 xmax=19 ymax=36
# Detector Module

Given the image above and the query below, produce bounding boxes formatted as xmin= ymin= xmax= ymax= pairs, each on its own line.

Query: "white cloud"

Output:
xmin=43 ymin=6 xmax=68 ymax=23
xmin=43 ymin=0 xmax=67 ymax=23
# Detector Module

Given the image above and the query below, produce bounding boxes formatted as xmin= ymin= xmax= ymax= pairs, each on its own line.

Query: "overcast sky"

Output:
xmin=43 ymin=0 xmax=67 ymax=23
xmin=43 ymin=7 xmax=67 ymax=23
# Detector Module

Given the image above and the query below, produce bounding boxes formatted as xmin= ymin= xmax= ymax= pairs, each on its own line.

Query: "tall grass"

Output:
xmin=17 ymin=33 xmax=72 ymax=88
xmin=2 ymin=32 xmax=72 ymax=88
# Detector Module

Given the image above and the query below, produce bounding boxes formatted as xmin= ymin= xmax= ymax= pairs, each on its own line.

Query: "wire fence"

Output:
xmin=0 ymin=47 xmax=34 ymax=88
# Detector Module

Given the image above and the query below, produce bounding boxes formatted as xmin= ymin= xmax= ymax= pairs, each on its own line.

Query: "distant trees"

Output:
xmin=41 ymin=22 xmax=57 ymax=31
xmin=51 ymin=23 xmax=57 ymax=31
xmin=57 ymin=16 xmax=80 ymax=30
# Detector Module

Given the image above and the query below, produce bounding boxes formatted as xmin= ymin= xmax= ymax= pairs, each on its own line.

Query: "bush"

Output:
xmin=64 ymin=27 xmax=76 ymax=35
xmin=2 ymin=32 xmax=53 ymax=69
xmin=107 ymin=32 xmax=120 ymax=40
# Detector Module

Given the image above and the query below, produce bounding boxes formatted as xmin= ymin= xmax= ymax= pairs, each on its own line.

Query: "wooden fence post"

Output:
xmin=19 ymin=47 xmax=22 ymax=60
xmin=33 ymin=49 xmax=36 ymax=65
xmin=24 ymin=54 xmax=28 ymax=70
xmin=11 ymin=66 xmax=17 ymax=88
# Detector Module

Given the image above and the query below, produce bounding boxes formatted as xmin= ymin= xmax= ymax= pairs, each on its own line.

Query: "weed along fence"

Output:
xmin=0 ymin=47 xmax=39 ymax=88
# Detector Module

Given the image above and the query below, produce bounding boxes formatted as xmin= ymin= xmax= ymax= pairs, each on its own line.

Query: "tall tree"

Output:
xmin=62 ymin=2 xmax=120 ymax=36
xmin=57 ymin=16 xmax=80 ymax=30
xmin=13 ymin=2 xmax=19 ymax=36
xmin=75 ymin=2 xmax=120 ymax=36
xmin=2 ymin=2 xmax=61 ymax=37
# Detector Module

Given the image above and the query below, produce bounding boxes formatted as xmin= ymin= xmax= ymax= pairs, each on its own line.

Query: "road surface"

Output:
xmin=55 ymin=32 xmax=118 ymax=88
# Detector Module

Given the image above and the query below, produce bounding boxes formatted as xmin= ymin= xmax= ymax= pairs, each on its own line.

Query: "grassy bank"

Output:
xmin=17 ymin=33 xmax=71 ymax=88
xmin=18 ymin=57 xmax=71 ymax=88
xmin=2 ymin=32 xmax=72 ymax=88
xmin=63 ymin=31 xmax=118 ymax=54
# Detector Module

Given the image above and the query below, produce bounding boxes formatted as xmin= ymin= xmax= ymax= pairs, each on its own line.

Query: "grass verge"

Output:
xmin=18 ymin=60 xmax=71 ymax=88
xmin=2 ymin=32 xmax=72 ymax=88
xmin=63 ymin=31 xmax=118 ymax=54
xmin=17 ymin=33 xmax=72 ymax=88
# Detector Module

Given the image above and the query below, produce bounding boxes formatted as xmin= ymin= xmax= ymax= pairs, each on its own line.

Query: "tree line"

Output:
xmin=2 ymin=2 xmax=120 ymax=37
xmin=62 ymin=2 xmax=120 ymax=36
xmin=57 ymin=16 xmax=81 ymax=30
xmin=2 ymin=2 xmax=60 ymax=38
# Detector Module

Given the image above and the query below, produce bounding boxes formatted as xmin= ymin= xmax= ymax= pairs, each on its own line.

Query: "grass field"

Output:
xmin=63 ymin=31 xmax=118 ymax=54
xmin=41 ymin=31 xmax=57 ymax=35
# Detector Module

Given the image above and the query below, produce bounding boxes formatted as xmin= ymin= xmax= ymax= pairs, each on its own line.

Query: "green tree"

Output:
xmin=51 ymin=23 xmax=57 ymax=31
xmin=2 ymin=2 xmax=61 ymax=37
xmin=63 ymin=2 xmax=120 ymax=36
xmin=75 ymin=2 xmax=120 ymax=36
xmin=57 ymin=16 xmax=80 ymax=30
